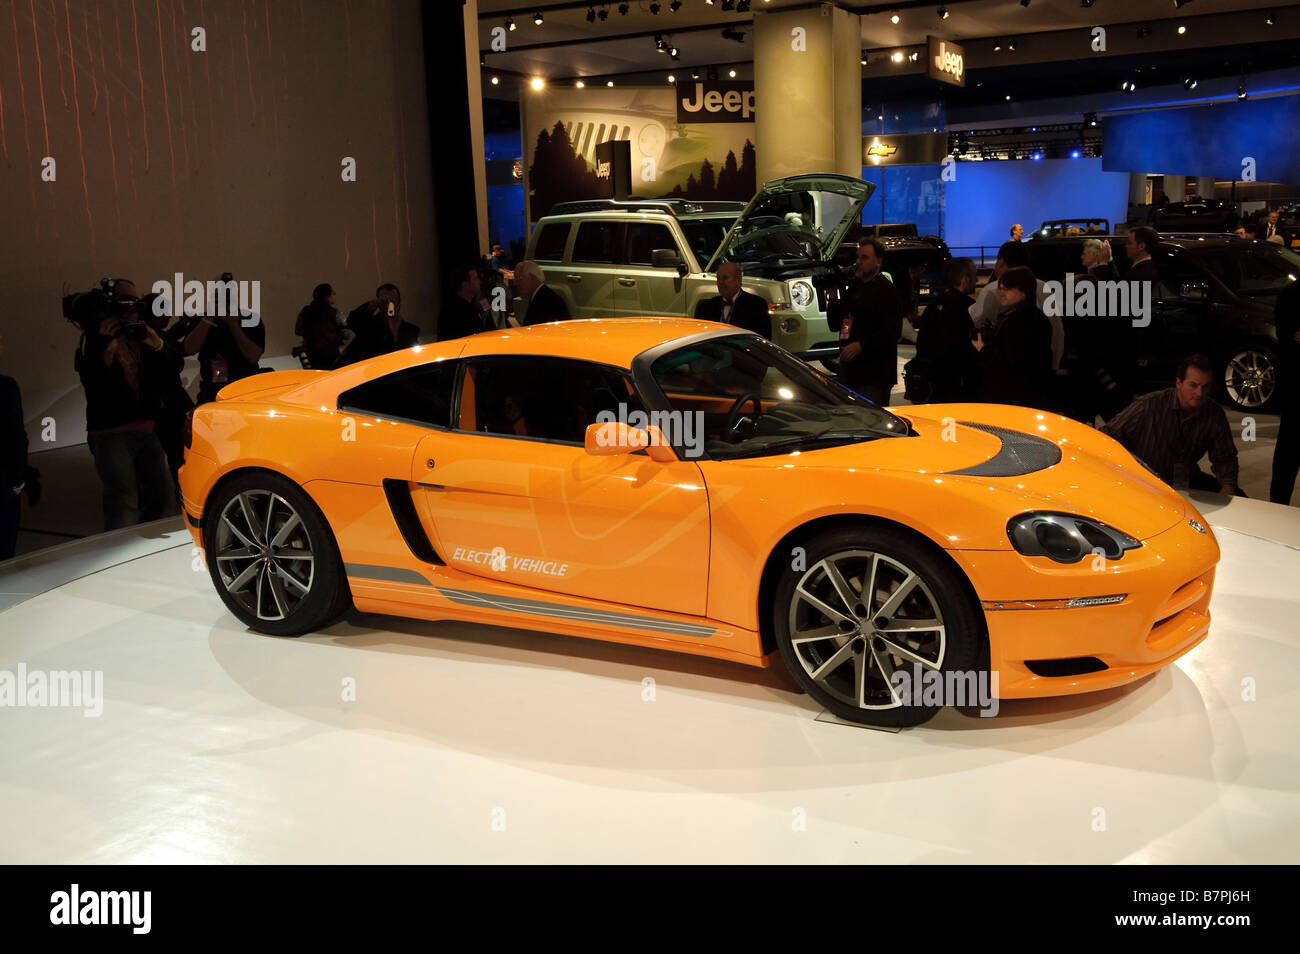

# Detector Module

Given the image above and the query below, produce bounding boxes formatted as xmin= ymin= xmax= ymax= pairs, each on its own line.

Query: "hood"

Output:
xmin=728 ymin=410 xmax=1187 ymax=542
xmin=706 ymin=173 xmax=874 ymax=272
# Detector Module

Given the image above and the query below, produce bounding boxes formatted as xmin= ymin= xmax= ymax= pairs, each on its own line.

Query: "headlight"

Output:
xmin=1007 ymin=512 xmax=1141 ymax=564
xmin=779 ymin=317 xmax=801 ymax=334
xmin=789 ymin=280 xmax=813 ymax=308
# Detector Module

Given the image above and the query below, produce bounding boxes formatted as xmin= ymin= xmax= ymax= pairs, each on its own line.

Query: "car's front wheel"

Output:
xmin=203 ymin=471 xmax=351 ymax=637
xmin=773 ymin=525 xmax=986 ymax=727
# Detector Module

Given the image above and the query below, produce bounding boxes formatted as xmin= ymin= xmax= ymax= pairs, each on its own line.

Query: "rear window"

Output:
xmin=338 ymin=360 xmax=459 ymax=429
xmin=573 ymin=221 xmax=621 ymax=264
xmin=532 ymin=222 xmax=570 ymax=262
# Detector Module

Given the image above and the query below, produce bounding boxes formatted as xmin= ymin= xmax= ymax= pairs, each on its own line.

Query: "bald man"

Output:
xmin=514 ymin=261 xmax=571 ymax=325
xmin=693 ymin=263 xmax=772 ymax=339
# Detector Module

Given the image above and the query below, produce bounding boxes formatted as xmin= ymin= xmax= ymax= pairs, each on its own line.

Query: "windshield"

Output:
xmin=647 ymin=334 xmax=908 ymax=459
xmin=1193 ymin=244 xmax=1300 ymax=295
xmin=680 ymin=218 xmax=735 ymax=266
xmin=712 ymin=189 xmax=856 ymax=267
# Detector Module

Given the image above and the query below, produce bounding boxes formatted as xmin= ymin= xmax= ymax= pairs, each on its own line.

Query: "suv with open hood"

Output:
xmin=522 ymin=173 xmax=874 ymax=360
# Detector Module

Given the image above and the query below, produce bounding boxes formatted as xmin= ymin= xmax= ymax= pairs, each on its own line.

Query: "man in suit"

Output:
xmin=1258 ymin=210 xmax=1292 ymax=246
xmin=437 ymin=263 xmax=486 ymax=341
xmin=514 ymin=261 xmax=571 ymax=325
xmin=828 ymin=238 xmax=904 ymax=406
xmin=693 ymin=262 xmax=772 ymax=339
xmin=1270 ymin=279 xmax=1300 ymax=504
xmin=1125 ymin=227 xmax=1160 ymax=285
xmin=0 ymin=333 xmax=29 ymax=560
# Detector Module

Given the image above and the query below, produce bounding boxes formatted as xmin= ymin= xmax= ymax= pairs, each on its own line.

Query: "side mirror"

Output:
xmin=584 ymin=421 xmax=676 ymax=462
xmin=651 ymin=248 xmax=682 ymax=269
xmin=1180 ymin=281 xmax=1209 ymax=301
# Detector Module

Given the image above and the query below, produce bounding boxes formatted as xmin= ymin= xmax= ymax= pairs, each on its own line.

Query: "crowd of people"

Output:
xmin=2 ymin=219 xmax=1299 ymax=560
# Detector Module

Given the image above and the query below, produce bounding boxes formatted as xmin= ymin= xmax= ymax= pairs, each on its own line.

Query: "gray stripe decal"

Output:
xmin=345 ymin=563 xmax=433 ymax=586
xmin=435 ymin=586 xmax=715 ymax=638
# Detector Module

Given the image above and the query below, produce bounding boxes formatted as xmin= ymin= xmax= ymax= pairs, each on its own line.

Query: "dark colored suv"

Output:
xmin=1023 ymin=234 xmax=1298 ymax=411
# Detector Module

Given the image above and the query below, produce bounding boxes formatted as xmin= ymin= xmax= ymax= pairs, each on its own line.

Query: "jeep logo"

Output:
xmin=595 ymin=159 xmax=611 ymax=180
xmin=676 ymin=81 xmax=756 ymax=123
xmin=926 ymin=36 xmax=966 ymax=87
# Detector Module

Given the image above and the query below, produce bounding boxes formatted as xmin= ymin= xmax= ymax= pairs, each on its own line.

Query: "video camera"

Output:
xmin=63 ymin=278 xmax=148 ymax=339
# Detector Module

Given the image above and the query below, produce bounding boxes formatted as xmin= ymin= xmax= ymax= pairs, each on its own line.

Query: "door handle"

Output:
xmin=617 ymin=278 xmax=635 ymax=287
xmin=565 ymin=274 xmax=582 ymax=283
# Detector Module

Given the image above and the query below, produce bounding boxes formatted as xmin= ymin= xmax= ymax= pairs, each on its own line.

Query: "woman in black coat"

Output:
xmin=974 ymin=266 xmax=1054 ymax=410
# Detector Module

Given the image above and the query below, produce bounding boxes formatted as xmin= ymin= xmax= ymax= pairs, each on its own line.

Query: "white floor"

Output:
xmin=1 ymin=502 xmax=1298 ymax=863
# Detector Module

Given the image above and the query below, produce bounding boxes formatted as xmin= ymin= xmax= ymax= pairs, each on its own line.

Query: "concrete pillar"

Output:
xmin=753 ymin=5 xmax=862 ymax=182
xmin=1163 ymin=175 xmax=1187 ymax=203
xmin=462 ymin=0 xmax=490 ymax=253
xmin=1194 ymin=177 xmax=1215 ymax=199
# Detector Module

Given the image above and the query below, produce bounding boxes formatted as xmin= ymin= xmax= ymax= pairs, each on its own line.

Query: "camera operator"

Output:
xmin=341 ymin=283 xmax=420 ymax=364
xmin=180 ymin=272 xmax=266 ymax=405
xmin=69 ymin=278 xmax=179 ymax=531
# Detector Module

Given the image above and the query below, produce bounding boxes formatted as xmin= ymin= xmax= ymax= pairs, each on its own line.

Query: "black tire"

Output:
xmin=202 ymin=470 xmax=352 ymax=637
xmin=773 ymin=525 xmax=986 ymax=727
xmin=1220 ymin=342 xmax=1279 ymax=413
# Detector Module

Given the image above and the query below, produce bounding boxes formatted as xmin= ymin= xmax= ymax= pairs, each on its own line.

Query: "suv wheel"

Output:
xmin=1222 ymin=343 xmax=1278 ymax=412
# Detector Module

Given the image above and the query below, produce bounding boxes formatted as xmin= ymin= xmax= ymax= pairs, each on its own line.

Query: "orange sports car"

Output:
xmin=179 ymin=319 xmax=1218 ymax=726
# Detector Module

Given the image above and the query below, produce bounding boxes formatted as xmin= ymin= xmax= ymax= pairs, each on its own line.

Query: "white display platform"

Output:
xmin=0 ymin=496 xmax=1297 ymax=863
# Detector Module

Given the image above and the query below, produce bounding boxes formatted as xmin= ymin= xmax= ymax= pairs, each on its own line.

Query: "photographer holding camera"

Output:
xmin=68 ymin=278 xmax=179 ymax=531
xmin=179 ymin=272 xmax=266 ymax=405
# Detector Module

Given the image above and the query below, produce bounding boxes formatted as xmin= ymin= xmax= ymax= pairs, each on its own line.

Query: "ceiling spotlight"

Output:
xmin=667 ymin=74 xmax=676 ymax=84
xmin=891 ymin=50 xmax=904 ymax=62
xmin=737 ymin=0 xmax=751 ymax=11
xmin=575 ymin=80 xmax=585 ymax=88
xmin=670 ymin=1 xmax=682 ymax=10
xmin=1080 ymin=0 xmax=1095 ymax=6
xmin=530 ymin=76 xmax=544 ymax=90
xmin=586 ymin=6 xmax=596 ymax=23
xmin=1071 ymin=150 xmax=1081 ymax=158
xmin=607 ymin=80 xmax=615 ymax=86
xmin=1136 ymin=24 xmax=1151 ymax=38
xmin=1084 ymin=111 xmax=1098 ymax=126
xmin=1005 ymin=94 xmax=1012 ymax=101
xmin=938 ymin=5 xmax=949 ymax=18
xmin=1178 ymin=25 xmax=1187 ymax=34
xmin=891 ymin=13 xmax=900 ymax=24
xmin=618 ymin=2 xmax=629 ymax=14
xmin=860 ymin=51 xmax=869 ymax=65
xmin=650 ymin=1 xmax=660 ymax=12
xmin=728 ymin=68 xmax=737 ymax=78
xmin=1008 ymin=38 xmax=1016 ymax=52
xmin=598 ymin=7 xmax=608 ymax=21
xmin=670 ymin=46 xmax=679 ymax=58
xmin=533 ymin=11 xmax=543 ymax=25
xmin=1238 ymin=83 xmax=1248 ymax=99
xmin=706 ymin=66 xmax=718 ymax=80
xmin=720 ymin=0 xmax=734 ymax=9
xmin=489 ymin=75 xmax=499 ymax=86
xmin=506 ymin=17 xmax=516 ymax=31
xmin=656 ymin=35 xmax=669 ymax=53
xmin=691 ymin=71 xmax=700 ymax=79
xmin=1174 ymin=0 xmax=1192 ymax=8
xmin=1183 ymin=77 xmax=1198 ymax=89
xmin=1032 ymin=152 xmax=1042 ymax=161
xmin=993 ymin=40 xmax=1001 ymax=51
xmin=1121 ymin=79 xmax=1136 ymax=94
xmin=1266 ymin=12 xmax=1274 ymax=26
xmin=909 ymin=51 xmax=919 ymax=62
xmin=1020 ymin=0 xmax=1030 ymax=6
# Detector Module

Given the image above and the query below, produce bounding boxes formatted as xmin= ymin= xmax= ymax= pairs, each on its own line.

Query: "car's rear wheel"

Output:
xmin=203 ymin=471 xmax=351 ymax=637
xmin=773 ymin=526 xmax=986 ymax=727
xmin=1222 ymin=342 xmax=1278 ymax=412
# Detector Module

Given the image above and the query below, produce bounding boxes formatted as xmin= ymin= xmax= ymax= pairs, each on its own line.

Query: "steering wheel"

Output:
xmin=724 ymin=392 xmax=762 ymax=441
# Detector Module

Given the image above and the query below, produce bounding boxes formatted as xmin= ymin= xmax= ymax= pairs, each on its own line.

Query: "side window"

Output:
xmin=533 ymin=222 xmax=570 ymax=262
xmin=1154 ymin=250 xmax=1205 ymax=298
xmin=572 ymin=221 xmax=621 ymax=264
xmin=338 ymin=359 xmax=459 ymax=428
xmin=625 ymin=223 xmax=680 ymax=266
xmin=456 ymin=356 xmax=639 ymax=444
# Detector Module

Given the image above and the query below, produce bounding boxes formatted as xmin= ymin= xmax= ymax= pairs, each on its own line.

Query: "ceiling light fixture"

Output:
xmin=1008 ymin=38 xmax=1017 ymax=52
xmin=667 ymin=74 xmax=676 ymax=83
xmin=891 ymin=13 xmax=901 ymax=24
xmin=533 ymin=11 xmax=543 ymax=25
xmin=530 ymin=76 xmax=544 ymax=90
xmin=891 ymin=50 xmax=904 ymax=62
xmin=1238 ymin=82 xmax=1248 ymax=99
xmin=1174 ymin=0 xmax=1192 ymax=8
xmin=1183 ymin=77 xmax=1198 ymax=89
xmin=729 ymin=68 xmax=737 ymax=77
xmin=737 ymin=0 xmax=751 ymax=11
xmin=618 ymin=3 xmax=630 ymax=15
xmin=598 ymin=7 xmax=608 ymax=21
xmin=1136 ymin=24 xmax=1151 ymax=38
xmin=506 ymin=17 xmax=516 ymax=31
xmin=575 ymin=80 xmax=585 ymax=87
xmin=1178 ymin=25 xmax=1187 ymax=34
xmin=649 ymin=2 xmax=661 ymax=13
xmin=607 ymin=80 xmax=615 ymax=87
xmin=490 ymin=76 xmax=499 ymax=86
xmin=670 ymin=0 xmax=682 ymax=10
xmin=938 ymin=5 xmax=949 ymax=18
xmin=586 ymin=6 xmax=596 ymax=23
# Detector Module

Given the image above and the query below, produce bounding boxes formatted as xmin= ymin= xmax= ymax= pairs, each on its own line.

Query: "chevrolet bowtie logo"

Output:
xmin=865 ymin=142 xmax=898 ymax=157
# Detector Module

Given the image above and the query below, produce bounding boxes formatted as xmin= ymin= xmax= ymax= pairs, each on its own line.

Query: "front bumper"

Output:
xmin=951 ymin=515 xmax=1220 ymax=699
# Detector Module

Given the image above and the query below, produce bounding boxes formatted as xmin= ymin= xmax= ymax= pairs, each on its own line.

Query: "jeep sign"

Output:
xmin=926 ymin=36 xmax=965 ymax=88
xmin=676 ymin=81 xmax=756 ymax=123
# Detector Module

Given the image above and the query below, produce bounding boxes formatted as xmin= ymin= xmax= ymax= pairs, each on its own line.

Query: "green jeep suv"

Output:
xmin=522 ymin=174 xmax=875 ymax=361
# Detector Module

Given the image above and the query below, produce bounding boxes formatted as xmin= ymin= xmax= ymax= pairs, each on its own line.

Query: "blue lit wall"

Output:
xmin=943 ymin=157 xmax=1130 ymax=254
xmin=485 ymin=129 xmax=526 ymax=251
xmin=861 ymin=166 xmax=944 ymax=237
xmin=1104 ymin=94 xmax=1300 ymax=182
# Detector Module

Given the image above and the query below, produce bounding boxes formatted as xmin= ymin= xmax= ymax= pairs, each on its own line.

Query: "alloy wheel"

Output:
xmin=214 ymin=490 xmax=316 ymax=621
xmin=1224 ymin=348 xmax=1276 ymax=409
xmin=786 ymin=549 xmax=946 ymax=711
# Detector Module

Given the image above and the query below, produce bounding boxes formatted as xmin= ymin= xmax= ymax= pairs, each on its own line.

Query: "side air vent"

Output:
xmin=1024 ymin=656 xmax=1108 ymax=678
xmin=382 ymin=479 xmax=444 ymax=565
